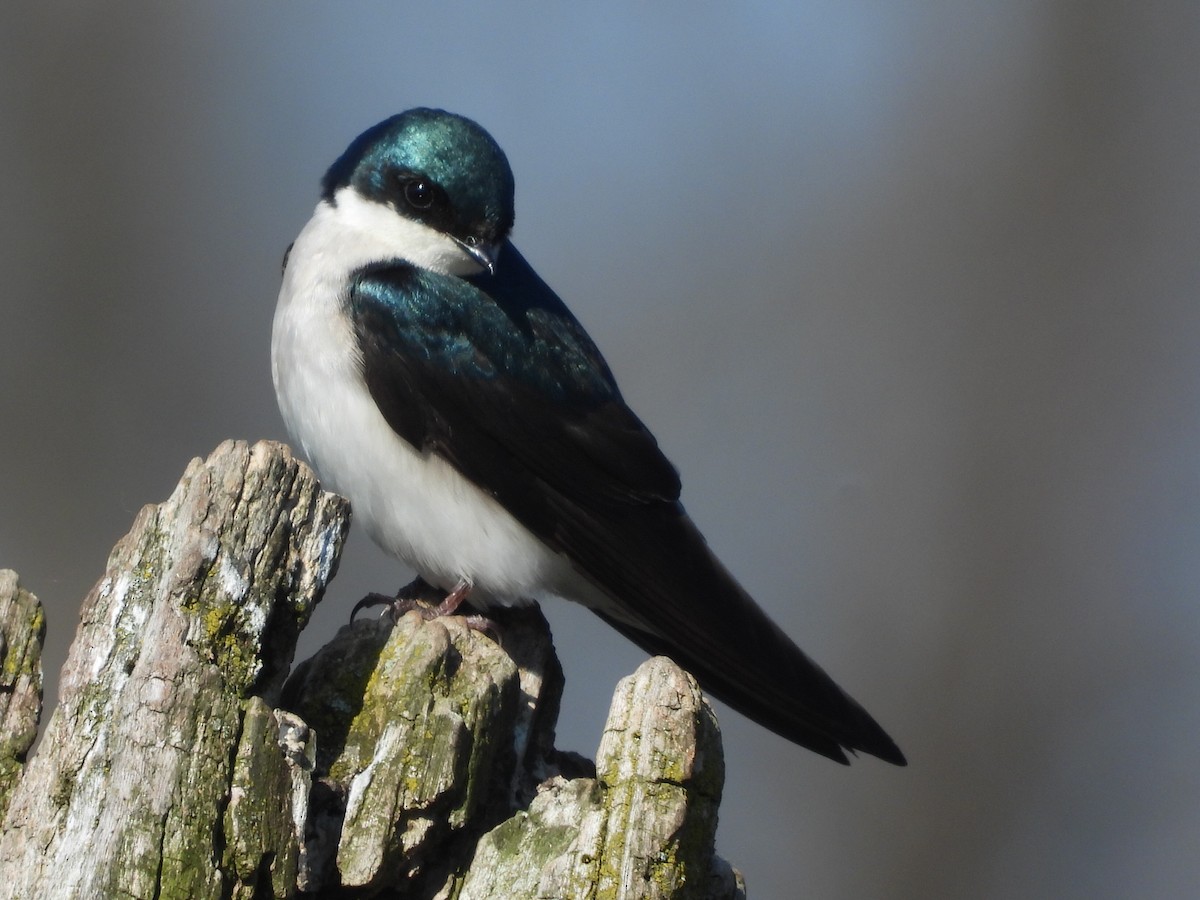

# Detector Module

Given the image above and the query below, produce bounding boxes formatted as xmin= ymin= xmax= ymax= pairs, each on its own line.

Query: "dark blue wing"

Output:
xmin=346 ymin=245 xmax=904 ymax=765
xmin=348 ymin=244 xmax=682 ymax=520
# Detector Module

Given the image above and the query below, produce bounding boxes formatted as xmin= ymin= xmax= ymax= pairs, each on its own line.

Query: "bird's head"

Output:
xmin=320 ymin=108 xmax=514 ymax=276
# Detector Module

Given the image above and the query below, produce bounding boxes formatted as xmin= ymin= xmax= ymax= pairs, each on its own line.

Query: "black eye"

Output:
xmin=404 ymin=180 xmax=434 ymax=210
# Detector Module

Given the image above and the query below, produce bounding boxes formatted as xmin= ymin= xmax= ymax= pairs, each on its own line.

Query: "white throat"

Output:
xmin=305 ymin=186 xmax=483 ymax=277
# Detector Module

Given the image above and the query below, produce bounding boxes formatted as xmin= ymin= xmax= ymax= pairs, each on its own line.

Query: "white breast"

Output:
xmin=271 ymin=192 xmax=603 ymax=609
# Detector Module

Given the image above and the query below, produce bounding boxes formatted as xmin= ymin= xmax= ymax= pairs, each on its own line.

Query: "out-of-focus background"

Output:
xmin=3 ymin=3 xmax=1198 ymax=897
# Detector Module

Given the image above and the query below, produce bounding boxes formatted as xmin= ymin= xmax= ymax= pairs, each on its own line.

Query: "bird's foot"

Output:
xmin=351 ymin=576 xmax=500 ymax=642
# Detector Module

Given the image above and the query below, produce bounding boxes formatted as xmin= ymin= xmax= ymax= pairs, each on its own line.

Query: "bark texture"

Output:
xmin=0 ymin=570 xmax=44 ymax=823
xmin=0 ymin=440 xmax=744 ymax=899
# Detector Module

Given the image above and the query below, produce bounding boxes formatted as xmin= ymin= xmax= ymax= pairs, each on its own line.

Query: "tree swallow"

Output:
xmin=272 ymin=108 xmax=905 ymax=766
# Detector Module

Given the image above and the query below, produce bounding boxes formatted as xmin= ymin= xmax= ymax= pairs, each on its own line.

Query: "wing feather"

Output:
xmin=346 ymin=249 xmax=904 ymax=764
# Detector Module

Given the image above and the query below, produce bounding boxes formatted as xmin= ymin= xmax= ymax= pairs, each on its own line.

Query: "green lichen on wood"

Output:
xmin=0 ymin=442 xmax=350 ymax=900
xmin=283 ymin=618 xmax=394 ymax=773
xmin=315 ymin=613 xmax=524 ymax=890
xmin=189 ymin=583 xmax=267 ymax=695
xmin=453 ymin=777 xmax=600 ymax=899
xmin=223 ymin=697 xmax=312 ymax=899
xmin=0 ymin=443 xmax=744 ymax=899
xmin=453 ymin=656 xmax=734 ymax=900
xmin=590 ymin=659 xmax=726 ymax=900
xmin=0 ymin=570 xmax=44 ymax=822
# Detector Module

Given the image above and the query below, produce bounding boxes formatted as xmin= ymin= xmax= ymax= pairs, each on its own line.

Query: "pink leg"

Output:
xmin=352 ymin=577 xmax=500 ymax=643
xmin=434 ymin=579 xmax=472 ymax=617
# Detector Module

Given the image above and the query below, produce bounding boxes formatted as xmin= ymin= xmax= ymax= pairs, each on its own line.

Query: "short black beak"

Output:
xmin=458 ymin=239 xmax=502 ymax=276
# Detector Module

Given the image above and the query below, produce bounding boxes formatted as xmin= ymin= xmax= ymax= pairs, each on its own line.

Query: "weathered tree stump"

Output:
xmin=0 ymin=440 xmax=744 ymax=899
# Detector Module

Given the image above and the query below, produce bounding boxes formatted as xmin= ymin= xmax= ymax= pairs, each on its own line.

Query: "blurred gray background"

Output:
xmin=3 ymin=3 xmax=1198 ymax=897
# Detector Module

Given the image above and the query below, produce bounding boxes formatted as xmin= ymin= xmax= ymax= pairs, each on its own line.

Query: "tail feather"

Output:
xmin=569 ymin=508 xmax=905 ymax=765
xmin=594 ymin=595 xmax=905 ymax=765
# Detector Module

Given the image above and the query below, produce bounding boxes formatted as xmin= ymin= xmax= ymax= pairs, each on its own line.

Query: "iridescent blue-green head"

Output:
xmin=322 ymin=108 xmax=515 ymax=273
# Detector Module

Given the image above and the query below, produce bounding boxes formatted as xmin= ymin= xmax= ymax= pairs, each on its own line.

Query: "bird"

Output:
xmin=272 ymin=107 xmax=905 ymax=766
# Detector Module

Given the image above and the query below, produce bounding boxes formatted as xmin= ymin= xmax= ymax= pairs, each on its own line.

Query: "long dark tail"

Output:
xmin=575 ymin=511 xmax=905 ymax=765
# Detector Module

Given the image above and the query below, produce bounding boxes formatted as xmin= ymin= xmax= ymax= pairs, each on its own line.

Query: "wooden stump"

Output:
xmin=0 ymin=440 xmax=743 ymax=899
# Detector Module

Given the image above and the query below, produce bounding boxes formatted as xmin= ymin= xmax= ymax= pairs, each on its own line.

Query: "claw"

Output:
xmin=350 ymin=576 xmax=501 ymax=643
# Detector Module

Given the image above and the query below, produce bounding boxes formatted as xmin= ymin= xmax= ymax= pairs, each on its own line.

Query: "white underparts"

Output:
xmin=271 ymin=193 xmax=613 ymax=613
